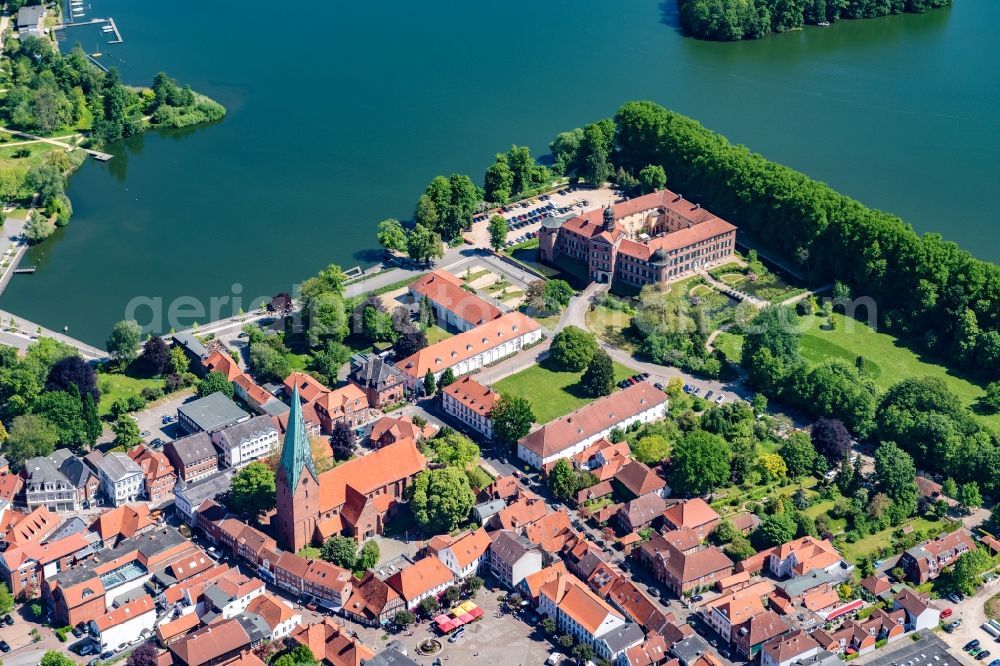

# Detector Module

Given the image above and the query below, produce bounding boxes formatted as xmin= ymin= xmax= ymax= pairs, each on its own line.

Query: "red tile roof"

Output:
xmin=318 ymin=438 xmax=426 ymax=513
xmin=519 ymin=382 xmax=667 ymax=459
xmin=386 ymin=557 xmax=454 ymax=602
xmin=410 ymin=270 xmax=502 ymax=326
xmin=443 ymin=375 xmax=498 ymax=417
xmin=94 ymin=594 xmax=155 ymax=631
xmin=396 ymin=312 xmax=540 ymax=380
xmin=663 ymin=499 xmax=720 ymax=531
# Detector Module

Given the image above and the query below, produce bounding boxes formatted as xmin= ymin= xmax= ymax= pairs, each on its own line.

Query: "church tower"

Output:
xmin=274 ymin=386 xmax=320 ymax=551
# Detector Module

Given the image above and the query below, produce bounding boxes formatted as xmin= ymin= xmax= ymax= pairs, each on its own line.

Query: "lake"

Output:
xmin=3 ymin=0 xmax=997 ymax=345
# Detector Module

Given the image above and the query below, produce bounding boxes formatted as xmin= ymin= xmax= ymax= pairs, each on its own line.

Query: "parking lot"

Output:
xmin=131 ymin=389 xmax=197 ymax=445
xmin=864 ymin=633 xmax=966 ymax=666
xmin=466 ymin=186 xmax=618 ymax=249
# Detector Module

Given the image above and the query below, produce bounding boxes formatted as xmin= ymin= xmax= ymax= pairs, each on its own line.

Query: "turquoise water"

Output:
xmin=3 ymin=0 xmax=998 ymax=344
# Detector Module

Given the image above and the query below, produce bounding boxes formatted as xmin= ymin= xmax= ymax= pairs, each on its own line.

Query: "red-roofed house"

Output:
xmin=662 ymin=499 xmax=720 ymax=538
xmin=386 ymin=556 xmax=455 ymax=609
xmin=409 ymin=270 xmax=503 ymax=331
xmin=288 ymin=618 xmax=375 ymax=666
xmin=128 ymin=445 xmax=176 ymax=503
xmin=89 ymin=594 xmax=156 ymax=653
xmin=442 ymin=375 xmax=499 ymax=440
xmin=436 ymin=527 xmax=491 ymax=578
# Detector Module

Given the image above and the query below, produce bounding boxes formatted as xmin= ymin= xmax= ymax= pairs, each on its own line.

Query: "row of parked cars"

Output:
xmin=619 ymin=372 xmax=650 ymax=389
xmin=963 ymin=639 xmax=998 ymax=664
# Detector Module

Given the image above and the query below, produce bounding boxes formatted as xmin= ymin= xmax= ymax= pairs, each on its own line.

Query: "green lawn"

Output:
xmin=586 ymin=305 xmax=635 ymax=351
xmin=839 ymin=516 xmax=945 ymax=565
xmin=798 ymin=312 xmax=1000 ymax=431
xmin=287 ymin=352 xmax=309 ymax=371
xmin=97 ymin=374 xmax=166 ymax=415
xmin=714 ymin=331 xmax=743 ymax=363
xmin=297 ymin=546 xmax=322 ymax=559
xmin=493 ymin=360 xmax=636 ymax=423
xmin=425 ymin=324 xmax=453 ymax=345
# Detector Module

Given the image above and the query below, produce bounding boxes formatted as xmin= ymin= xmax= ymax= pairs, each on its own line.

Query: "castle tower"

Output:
xmin=603 ymin=205 xmax=615 ymax=231
xmin=538 ymin=216 xmax=565 ymax=263
xmin=274 ymin=386 xmax=320 ymax=551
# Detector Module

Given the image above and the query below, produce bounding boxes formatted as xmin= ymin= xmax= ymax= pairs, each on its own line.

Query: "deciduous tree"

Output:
xmin=106 ymin=319 xmax=142 ymax=366
xmin=488 ymin=214 xmax=509 ymax=251
xmin=376 ymin=218 xmax=408 ymax=253
xmin=228 ymin=462 xmax=276 ymax=523
xmin=580 ymin=349 xmax=614 ymax=397
xmin=491 ymin=394 xmax=535 ymax=447
xmin=410 ymin=467 xmax=475 ymax=533
xmin=550 ymin=326 xmax=597 ymax=372
xmin=321 ymin=535 xmax=357 ymax=569
xmin=670 ymin=430 xmax=730 ymax=496
xmin=197 ymin=371 xmax=233 ymax=398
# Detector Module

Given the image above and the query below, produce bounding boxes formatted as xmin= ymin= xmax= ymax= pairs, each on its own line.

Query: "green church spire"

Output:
xmin=279 ymin=385 xmax=317 ymax=491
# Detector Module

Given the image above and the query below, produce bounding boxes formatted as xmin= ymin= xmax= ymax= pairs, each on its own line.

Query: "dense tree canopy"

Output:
xmin=491 ymin=394 xmax=535 ymax=446
xmin=669 ymin=430 xmax=731 ymax=496
xmin=228 ymin=462 xmax=276 ymax=523
xmin=676 ymin=0 xmax=951 ymax=41
xmin=549 ymin=326 xmax=598 ymax=372
xmin=410 ymin=467 xmax=475 ymax=533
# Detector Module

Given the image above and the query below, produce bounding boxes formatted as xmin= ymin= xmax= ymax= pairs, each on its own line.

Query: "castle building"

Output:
xmin=538 ymin=188 xmax=737 ymax=286
xmin=274 ymin=387 xmax=427 ymax=552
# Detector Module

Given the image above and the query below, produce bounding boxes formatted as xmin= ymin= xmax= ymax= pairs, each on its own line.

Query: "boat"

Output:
xmin=817 ymin=20 xmax=830 ymax=26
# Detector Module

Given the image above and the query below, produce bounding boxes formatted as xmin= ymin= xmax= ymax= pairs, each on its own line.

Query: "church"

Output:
xmin=538 ymin=188 xmax=737 ymax=287
xmin=274 ymin=387 xmax=427 ymax=552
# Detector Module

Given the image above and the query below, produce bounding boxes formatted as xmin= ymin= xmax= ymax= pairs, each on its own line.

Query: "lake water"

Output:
xmin=3 ymin=0 xmax=998 ymax=345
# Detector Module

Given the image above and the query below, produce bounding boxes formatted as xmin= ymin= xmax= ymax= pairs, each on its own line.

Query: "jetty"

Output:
xmin=0 ymin=127 xmax=112 ymax=161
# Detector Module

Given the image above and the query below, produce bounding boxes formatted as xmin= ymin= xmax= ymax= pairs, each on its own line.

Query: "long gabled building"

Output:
xmin=518 ymin=382 xmax=668 ymax=469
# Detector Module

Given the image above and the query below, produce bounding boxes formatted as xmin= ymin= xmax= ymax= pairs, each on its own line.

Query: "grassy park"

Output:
xmin=97 ymin=374 xmax=165 ymax=415
xmin=798 ymin=312 xmax=1000 ymax=431
xmin=494 ymin=359 xmax=635 ymax=423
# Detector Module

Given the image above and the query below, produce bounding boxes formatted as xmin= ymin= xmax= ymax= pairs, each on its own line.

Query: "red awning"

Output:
xmin=825 ymin=599 xmax=865 ymax=621
xmin=469 ymin=607 xmax=484 ymax=619
xmin=437 ymin=620 xmax=456 ymax=633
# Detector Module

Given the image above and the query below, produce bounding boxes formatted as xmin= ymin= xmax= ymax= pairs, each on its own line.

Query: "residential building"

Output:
xmin=408 ymin=269 xmax=503 ymax=331
xmin=212 ymin=415 xmax=280 ymax=468
xmin=0 ymin=528 xmax=91 ymax=599
xmin=175 ymin=470 xmax=233 ymax=525
xmin=89 ymin=503 xmax=157 ymax=548
xmin=19 ymin=450 xmax=98 ymax=512
xmin=89 ymin=452 xmax=144 ymax=506
xmin=349 ymin=353 xmax=406 ymax=409
xmin=284 ymin=371 xmax=332 ymax=403
xmin=574 ymin=439 xmax=632 ymax=482
xmin=899 ymin=529 xmax=975 ymax=584
xmin=395 ymin=312 xmax=542 ymax=391
xmin=369 ymin=415 xmax=422 ymax=449
xmin=662 ymin=499 xmax=720 ymax=538
xmin=860 ymin=574 xmax=894 ymax=603
xmin=537 ymin=189 xmax=737 ymax=286
xmin=166 ymin=432 xmax=221 ymax=483
xmin=127 ymin=445 xmax=176 ymax=503
xmin=473 ymin=499 xmax=506 ymax=524
xmin=203 ymin=570 xmax=266 ymax=619
xmin=615 ymin=460 xmax=668 ymax=499
xmin=766 ymin=536 xmax=848 ymax=579
xmin=893 ymin=587 xmax=940 ymax=631
xmin=640 ymin=531 xmax=734 ymax=595
xmin=246 ymin=592 xmax=302 ymax=640
xmin=16 ymin=4 xmax=45 ymax=37
xmin=518 ymin=382 xmax=668 ymax=469
xmin=177 ymin=392 xmax=250 ymax=434
xmin=537 ymin=570 xmax=627 ymax=657
xmin=731 ymin=610 xmax=790 ymax=659
xmin=314 ymin=383 xmax=372 ymax=433
xmin=760 ymin=630 xmax=822 ymax=666
xmin=489 ymin=530 xmax=542 ymax=589
xmin=597 ymin=623 xmax=647 ymax=662
xmin=303 ymin=558 xmax=355 ymax=611
xmin=88 ymin=594 xmax=156 ymax=653
xmin=365 ymin=647 xmax=420 ymax=666
xmin=170 ymin=618 xmax=252 ymax=666
xmin=441 ymin=375 xmax=498 ymax=440
xmin=274 ymin=389 xmax=426 ymax=551
xmin=385 ymin=556 xmax=455 ymax=609
xmin=342 ymin=571 xmax=404 ymax=627
xmin=617 ymin=494 xmax=667 ymax=533
xmin=434 ymin=527 xmax=491 ymax=578
xmin=203 ymin=351 xmax=285 ymax=416
xmin=621 ymin=635 xmax=673 ymax=666
xmin=290 ymin=618 xmax=375 ymax=666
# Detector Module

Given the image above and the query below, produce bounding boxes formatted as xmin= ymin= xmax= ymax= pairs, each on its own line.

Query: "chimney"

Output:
xmin=675 ymin=194 xmax=682 ymax=202
xmin=695 ymin=203 xmax=701 ymax=210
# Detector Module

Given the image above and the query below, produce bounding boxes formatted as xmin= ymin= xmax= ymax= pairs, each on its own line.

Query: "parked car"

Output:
xmin=448 ymin=628 xmax=465 ymax=643
xmin=646 ymin=586 xmax=659 ymax=597
xmin=690 ymin=594 xmax=704 ymax=602
xmin=0 ymin=641 xmax=10 ymax=653
xmin=986 ymin=659 xmax=1000 ymax=666
xmin=1 ymin=614 xmax=12 ymax=626
xmin=976 ymin=651 xmax=991 ymax=661
xmin=941 ymin=608 xmax=953 ymax=619
xmin=949 ymin=592 xmax=965 ymax=603
xmin=965 ymin=640 xmax=981 ymax=651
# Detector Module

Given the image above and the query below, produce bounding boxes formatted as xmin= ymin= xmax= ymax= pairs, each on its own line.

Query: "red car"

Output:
xmin=941 ymin=608 xmax=953 ymax=619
